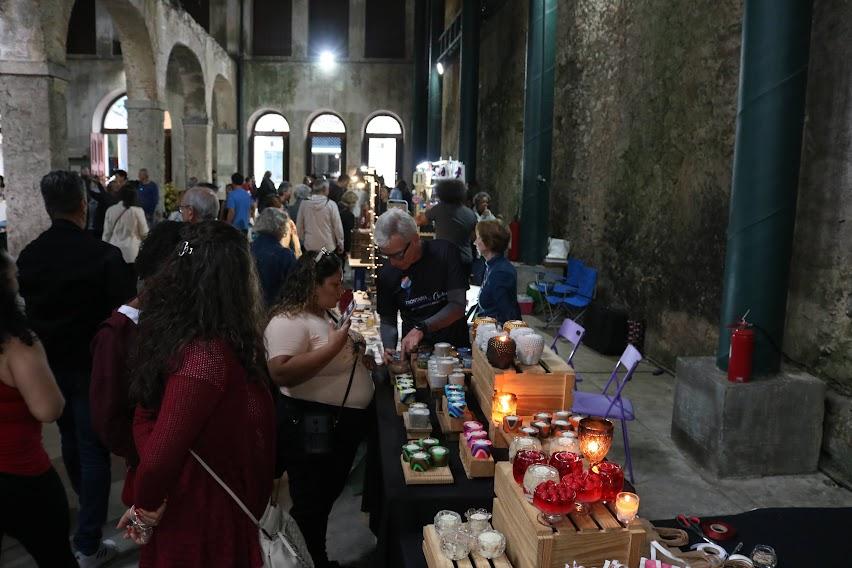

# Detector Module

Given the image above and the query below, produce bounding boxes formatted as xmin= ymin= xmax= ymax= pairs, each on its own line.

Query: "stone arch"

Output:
xmin=212 ymin=75 xmax=236 ymax=130
xmin=361 ymin=110 xmax=407 ymax=141
xmin=99 ymin=0 xmax=158 ymax=101
xmin=166 ymin=44 xmax=207 ymax=120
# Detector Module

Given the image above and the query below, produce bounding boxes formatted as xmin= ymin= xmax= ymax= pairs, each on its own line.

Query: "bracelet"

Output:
xmin=129 ymin=506 xmax=155 ymax=544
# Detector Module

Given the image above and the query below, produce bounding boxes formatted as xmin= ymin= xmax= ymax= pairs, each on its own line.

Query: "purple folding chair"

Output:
xmin=571 ymin=344 xmax=643 ymax=483
xmin=550 ymin=318 xmax=585 ymax=389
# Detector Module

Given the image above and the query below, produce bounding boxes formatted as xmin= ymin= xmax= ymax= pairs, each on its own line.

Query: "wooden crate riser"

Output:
xmin=400 ymin=455 xmax=454 ymax=485
xmin=492 ymin=462 xmax=646 ymax=568
xmin=471 ymin=344 xmax=575 ymax=419
xmin=458 ymin=437 xmax=495 ymax=478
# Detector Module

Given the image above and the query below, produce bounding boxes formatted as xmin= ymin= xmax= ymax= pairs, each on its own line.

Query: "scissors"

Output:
xmin=676 ymin=514 xmax=715 ymax=545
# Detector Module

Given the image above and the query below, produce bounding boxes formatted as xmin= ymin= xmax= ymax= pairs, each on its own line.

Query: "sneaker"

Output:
xmin=74 ymin=541 xmax=118 ymax=568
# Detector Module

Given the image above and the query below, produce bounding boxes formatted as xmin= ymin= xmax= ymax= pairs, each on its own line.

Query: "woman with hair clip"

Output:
xmin=118 ymin=221 xmax=275 ymax=568
xmin=265 ymin=249 xmax=375 ymax=568
xmin=0 ymin=251 xmax=75 ymax=566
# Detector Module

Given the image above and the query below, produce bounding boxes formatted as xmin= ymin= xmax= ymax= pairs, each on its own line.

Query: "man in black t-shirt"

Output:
xmin=375 ymin=209 xmax=470 ymax=360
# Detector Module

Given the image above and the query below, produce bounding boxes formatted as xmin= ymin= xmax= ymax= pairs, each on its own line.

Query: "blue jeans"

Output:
xmin=56 ymin=372 xmax=111 ymax=555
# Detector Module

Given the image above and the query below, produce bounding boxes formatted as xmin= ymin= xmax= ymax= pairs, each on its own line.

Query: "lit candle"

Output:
xmin=491 ymin=391 xmax=517 ymax=425
xmin=615 ymin=492 xmax=640 ymax=524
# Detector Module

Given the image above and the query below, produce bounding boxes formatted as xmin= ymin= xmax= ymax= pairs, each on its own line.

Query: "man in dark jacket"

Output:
xmin=328 ymin=173 xmax=348 ymax=203
xmin=16 ymin=170 xmax=136 ymax=564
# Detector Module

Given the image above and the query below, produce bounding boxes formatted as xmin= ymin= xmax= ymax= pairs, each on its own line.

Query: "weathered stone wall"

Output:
xmin=785 ymin=0 xmax=852 ymax=486
xmin=476 ymin=0 xmax=527 ymax=220
xmin=440 ymin=59 xmax=460 ymax=160
xmin=549 ymin=0 xmax=742 ymax=366
xmin=243 ymin=60 xmax=414 ymax=182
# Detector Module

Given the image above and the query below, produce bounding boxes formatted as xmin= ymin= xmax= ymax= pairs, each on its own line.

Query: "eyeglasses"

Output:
xmin=179 ymin=204 xmax=191 ymax=210
xmin=379 ymin=240 xmax=411 ymax=261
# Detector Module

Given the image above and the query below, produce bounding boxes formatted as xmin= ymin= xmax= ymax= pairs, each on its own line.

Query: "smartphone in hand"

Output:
xmin=337 ymin=301 xmax=355 ymax=329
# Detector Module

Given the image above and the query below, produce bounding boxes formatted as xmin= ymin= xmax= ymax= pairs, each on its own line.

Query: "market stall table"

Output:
xmin=363 ymin=368 xmax=508 ymax=567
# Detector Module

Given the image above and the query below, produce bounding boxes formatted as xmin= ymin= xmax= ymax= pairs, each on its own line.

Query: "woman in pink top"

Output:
xmin=0 ymin=251 xmax=75 ymax=567
xmin=265 ymin=250 xmax=375 ymax=568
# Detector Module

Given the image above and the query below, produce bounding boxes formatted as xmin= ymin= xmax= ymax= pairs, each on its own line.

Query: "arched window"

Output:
xmin=252 ymin=112 xmax=290 ymax=186
xmin=363 ymin=114 xmax=403 ymax=187
xmin=101 ymin=95 xmax=129 ymax=175
xmin=307 ymin=113 xmax=346 ymax=178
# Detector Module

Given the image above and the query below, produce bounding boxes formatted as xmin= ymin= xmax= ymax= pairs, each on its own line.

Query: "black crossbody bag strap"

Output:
xmin=327 ymin=309 xmax=358 ymax=427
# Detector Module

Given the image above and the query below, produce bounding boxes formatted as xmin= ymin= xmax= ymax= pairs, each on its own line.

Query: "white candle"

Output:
xmin=615 ymin=492 xmax=640 ymax=524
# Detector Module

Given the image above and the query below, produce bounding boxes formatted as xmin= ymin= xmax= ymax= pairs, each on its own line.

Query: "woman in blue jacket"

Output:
xmin=474 ymin=220 xmax=521 ymax=323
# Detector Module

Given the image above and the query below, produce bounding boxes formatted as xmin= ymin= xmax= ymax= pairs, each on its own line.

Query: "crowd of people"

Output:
xmin=0 ymin=166 xmax=520 ymax=568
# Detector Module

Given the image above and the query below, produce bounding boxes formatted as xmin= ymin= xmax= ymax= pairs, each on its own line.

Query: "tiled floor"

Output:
xmin=3 ymin=313 xmax=851 ymax=567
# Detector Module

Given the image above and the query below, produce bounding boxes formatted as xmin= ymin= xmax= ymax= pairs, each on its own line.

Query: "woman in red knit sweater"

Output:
xmin=118 ymin=221 xmax=275 ymax=567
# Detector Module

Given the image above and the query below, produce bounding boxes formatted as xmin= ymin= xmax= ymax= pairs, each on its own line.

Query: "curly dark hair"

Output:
xmin=435 ymin=179 xmax=466 ymax=204
xmin=0 ymin=252 xmax=34 ymax=353
xmin=129 ymin=221 xmax=268 ymax=408
xmin=270 ymin=250 xmax=342 ymax=318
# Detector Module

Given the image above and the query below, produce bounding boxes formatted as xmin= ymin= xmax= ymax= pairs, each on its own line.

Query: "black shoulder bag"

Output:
xmin=298 ymin=311 xmax=358 ymax=455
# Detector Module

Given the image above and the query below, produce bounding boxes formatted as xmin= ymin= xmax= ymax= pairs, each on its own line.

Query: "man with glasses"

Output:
xmin=179 ymin=186 xmax=219 ymax=223
xmin=375 ymin=209 xmax=469 ymax=361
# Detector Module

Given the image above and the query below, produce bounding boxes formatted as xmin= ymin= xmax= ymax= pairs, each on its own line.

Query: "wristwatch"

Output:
xmin=415 ymin=321 xmax=428 ymax=334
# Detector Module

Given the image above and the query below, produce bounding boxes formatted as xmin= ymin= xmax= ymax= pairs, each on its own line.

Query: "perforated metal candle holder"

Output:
xmin=472 ymin=316 xmax=497 ymax=338
xmin=578 ymin=416 xmax=614 ymax=466
xmin=486 ymin=336 xmax=516 ymax=369
xmin=502 ymin=320 xmax=528 ymax=333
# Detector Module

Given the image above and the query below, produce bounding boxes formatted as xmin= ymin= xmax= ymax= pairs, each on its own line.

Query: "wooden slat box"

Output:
xmin=492 ymin=462 xmax=646 ymax=568
xmin=471 ymin=344 xmax=575 ymax=419
xmin=422 ymin=524 xmax=513 ymax=568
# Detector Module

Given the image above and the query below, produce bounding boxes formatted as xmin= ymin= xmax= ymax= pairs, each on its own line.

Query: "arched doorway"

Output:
xmin=363 ymin=113 xmax=403 ymax=187
xmin=251 ymin=112 xmax=289 ymax=186
xmin=101 ymin=94 xmax=129 ymax=175
xmin=307 ymin=112 xmax=346 ymax=178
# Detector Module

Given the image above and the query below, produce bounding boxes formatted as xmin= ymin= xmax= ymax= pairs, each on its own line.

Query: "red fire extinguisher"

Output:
xmin=727 ymin=311 xmax=754 ymax=383
xmin=508 ymin=217 xmax=521 ymax=261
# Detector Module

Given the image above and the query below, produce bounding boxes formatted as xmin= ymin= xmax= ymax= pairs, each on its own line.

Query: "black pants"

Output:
xmin=0 ymin=467 xmax=78 ymax=567
xmin=277 ymin=395 xmax=371 ymax=567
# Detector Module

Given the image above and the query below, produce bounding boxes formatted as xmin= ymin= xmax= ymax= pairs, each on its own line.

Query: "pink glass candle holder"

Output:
xmin=466 ymin=430 xmax=489 ymax=448
xmin=471 ymin=439 xmax=493 ymax=459
xmin=512 ymin=449 xmax=548 ymax=484
xmin=549 ymin=451 xmax=583 ymax=480
xmin=594 ymin=461 xmax=625 ymax=502
xmin=463 ymin=420 xmax=484 ymax=434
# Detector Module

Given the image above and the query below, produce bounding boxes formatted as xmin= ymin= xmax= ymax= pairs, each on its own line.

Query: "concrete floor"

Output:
xmin=3 ymin=313 xmax=851 ymax=567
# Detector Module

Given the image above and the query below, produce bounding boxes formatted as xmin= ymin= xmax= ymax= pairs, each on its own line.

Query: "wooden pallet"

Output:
xmin=422 ymin=524 xmax=513 ymax=568
xmin=458 ymin=437 xmax=495 ymax=479
xmin=471 ymin=344 xmax=575 ymax=419
xmin=403 ymin=411 xmax=434 ymax=440
xmin=400 ymin=455 xmax=454 ymax=485
xmin=492 ymin=462 xmax=646 ymax=568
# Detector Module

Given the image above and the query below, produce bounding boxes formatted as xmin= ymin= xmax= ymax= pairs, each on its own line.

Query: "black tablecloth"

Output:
xmin=363 ymin=369 xmax=508 ymax=568
xmin=653 ymin=506 xmax=852 ymax=565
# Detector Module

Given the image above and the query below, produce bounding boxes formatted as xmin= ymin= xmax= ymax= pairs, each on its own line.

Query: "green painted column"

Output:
xmin=426 ymin=0 xmax=443 ymax=160
xmin=412 ymin=0 xmax=429 ymax=165
xmin=520 ymin=0 xmax=557 ymax=264
xmin=458 ymin=0 xmax=480 ymax=182
xmin=716 ymin=0 xmax=813 ymax=374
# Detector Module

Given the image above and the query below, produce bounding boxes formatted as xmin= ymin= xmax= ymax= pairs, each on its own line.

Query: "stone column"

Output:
xmin=349 ymin=0 xmax=365 ymax=60
xmin=292 ymin=0 xmax=309 ymax=58
xmin=182 ymin=118 xmax=212 ymax=184
xmin=0 ymin=68 xmax=68 ymax=255
xmin=126 ymin=99 xmax=165 ymax=189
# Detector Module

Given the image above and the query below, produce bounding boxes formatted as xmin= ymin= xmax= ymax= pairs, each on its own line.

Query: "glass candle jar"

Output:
xmin=476 ymin=529 xmax=506 ymax=559
xmin=464 ymin=508 xmax=492 ymax=535
xmin=433 ymin=510 xmax=462 ymax=535
xmin=523 ymin=464 xmax=560 ymax=502
xmin=429 ymin=446 xmax=450 ymax=467
xmin=503 ymin=414 xmax=523 ymax=433
xmin=508 ymin=436 xmax=541 ymax=462
xmin=594 ymin=461 xmax=624 ymax=502
xmin=549 ymin=451 xmax=583 ymax=480
xmin=439 ymin=527 xmax=471 ymax=561
xmin=512 ymin=449 xmax=548 ymax=484
xmin=614 ymin=492 xmax=639 ymax=524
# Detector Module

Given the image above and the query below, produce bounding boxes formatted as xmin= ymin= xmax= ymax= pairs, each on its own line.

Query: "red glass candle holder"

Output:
xmin=594 ymin=461 xmax=624 ymax=502
xmin=512 ymin=449 xmax=548 ymax=484
xmin=549 ymin=451 xmax=583 ymax=480
xmin=533 ymin=480 xmax=576 ymax=526
xmin=562 ymin=469 xmax=603 ymax=514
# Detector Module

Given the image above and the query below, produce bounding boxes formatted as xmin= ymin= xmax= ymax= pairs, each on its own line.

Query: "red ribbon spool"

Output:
xmin=701 ymin=520 xmax=737 ymax=541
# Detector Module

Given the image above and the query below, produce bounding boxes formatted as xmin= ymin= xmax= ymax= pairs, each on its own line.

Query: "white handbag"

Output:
xmin=191 ymin=451 xmax=314 ymax=568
